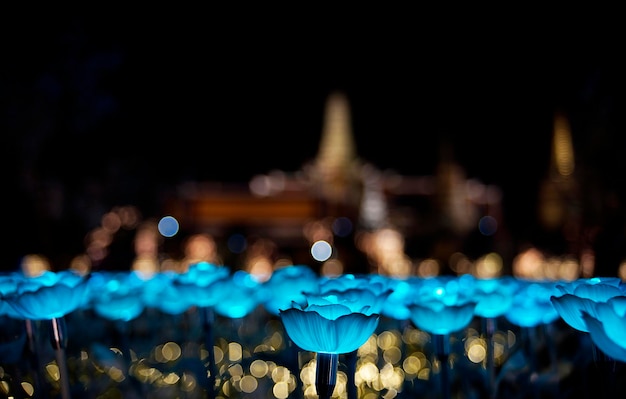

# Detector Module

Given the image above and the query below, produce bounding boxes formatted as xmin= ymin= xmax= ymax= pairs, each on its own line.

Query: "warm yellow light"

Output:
xmin=46 ymin=363 xmax=60 ymax=381
xmin=383 ymin=347 xmax=402 ymax=364
xmin=180 ymin=373 xmax=197 ymax=392
xmin=475 ymin=252 xmax=502 ymax=278
xmin=240 ymin=375 xmax=258 ymax=394
xmin=553 ymin=112 xmax=575 ymax=177
xmin=271 ymin=366 xmax=291 ymax=383
xmin=22 ymin=382 xmax=34 ymax=397
xmin=250 ymin=360 xmax=269 ymax=378
xmin=357 ymin=362 xmax=379 ymax=383
xmin=162 ymin=372 xmax=180 ymax=385
xmin=228 ymin=342 xmax=242 ymax=362
xmin=160 ymin=342 xmax=182 ymax=362
xmin=273 ymin=381 xmax=290 ymax=399
xmin=21 ymin=254 xmax=51 ymax=277
xmin=417 ymin=258 xmax=440 ymax=277
xmin=403 ymin=355 xmax=422 ymax=375
xmin=377 ymin=330 xmax=400 ymax=350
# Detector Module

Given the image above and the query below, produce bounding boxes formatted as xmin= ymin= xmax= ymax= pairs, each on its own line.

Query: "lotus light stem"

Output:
xmin=434 ymin=333 xmax=451 ymax=399
xmin=316 ymin=352 xmax=338 ymax=399
xmin=49 ymin=317 xmax=71 ymax=399
xmin=202 ymin=306 xmax=217 ymax=398
xmin=484 ymin=317 xmax=496 ymax=398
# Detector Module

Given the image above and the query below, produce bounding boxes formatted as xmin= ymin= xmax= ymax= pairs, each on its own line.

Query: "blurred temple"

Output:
xmin=14 ymin=90 xmax=626 ymax=283
xmin=160 ymin=91 xmax=512 ymax=278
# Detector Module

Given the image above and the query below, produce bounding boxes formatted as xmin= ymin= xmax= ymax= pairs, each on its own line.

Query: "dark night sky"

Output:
xmin=4 ymin=14 xmax=626 ymax=270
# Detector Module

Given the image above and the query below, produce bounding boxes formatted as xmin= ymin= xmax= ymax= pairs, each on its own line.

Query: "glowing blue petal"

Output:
xmin=280 ymin=307 xmax=339 ymax=352
xmin=473 ymin=276 xmax=519 ymax=318
xmin=261 ymin=265 xmax=319 ymax=315
xmin=573 ymin=283 xmax=622 ymax=301
xmin=506 ymin=295 xmax=559 ymax=328
xmin=332 ymin=312 xmax=380 ymax=353
xmin=608 ymin=295 xmax=626 ymax=317
xmin=151 ymin=285 xmax=194 ymax=315
xmin=174 ymin=280 xmax=229 ymax=308
xmin=87 ymin=271 xmax=146 ymax=321
xmin=171 ymin=263 xmax=231 ymax=308
xmin=594 ymin=299 xmax=626 ymax=350
xmin=550 ymin=294 xmax=597 ymax=332
xmin=176 ymin=262 xmax=230 ymax=287
xmin=93 ymin=291 xmax=145 ymax=322
xmin=279 ymin=307 xmax=379 ymax=353
xmin=332 ymin=288 xmax=391 ymax=314
xmin=0 ymin=273 xmax=19 ymax=295
xmin=6 ymin=281 xmax=89 ymax=320
xmin=583 ymin=312 xmax=626 ymax=363
xmin=16 ymin=270 xmax=58 ymax=290
xmin=305 ymin=295 xmax=337 ymax=307
xmin=505 ymin=280 xmax=559 ymax=328
xmin=381 ymin=279 xmax=412 ymax=320
xmin=307 ymin=303 xmax=353 ymax=320
xmin=212 ymin=271 xmax=263 ymax=318
xmin=305 ymin=284 xmax=391 ymax=316
xmin=409 ymin=301 xmax=476 ymax=335
xmin=318 ymin=274 xmax=359 ymax=291
xmin=0 ymin=300 xmax=21 ymax=318
xmin=474 ymin=289 xmax=514 ymax=318
xmin=319 ymin=273 xmax=392 ymax=298
xmin=142 ymin=272 xmax=181 ymax=310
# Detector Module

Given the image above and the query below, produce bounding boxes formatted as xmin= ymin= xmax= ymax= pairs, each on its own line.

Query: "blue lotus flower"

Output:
xmin=280 ymin=300 xmax=380 ymax=354
xmin=309 ymin=273 xmax=391 ymax=399
xmin=280 ymin=300 xmax=378 ymax=399
xmin=407 ymin=276 xmax=477 ymax=335
xmin=409 ymin=299 xmax=477 ymax=336
xmin=379 ymin=277 xmax=414 ymax=320
xmin=141 ymin=271 xmax=196 ymax=315
xmin=213 ymin=270 xmax=264 ymax=319
xmin=171 ymin=262 xmax=231 ymax=396
xmin=172 ymin=262 xmax=231 ymax=308
xmin=550 ymin=279 xmax=624 ymax=332
xmin=405 ymin=276 xmax=476 ymax=399
xmin=5 ymin=270 xmax=89 ymax=320
xmin=260 ymin=264 xmax=319 ymax=316
xmin=505 ymin=279 xmax=559 ymax=328
xmin=467 ymin=275 xmax=519 ymax=318
xmin=86 ymin=271 xmax=147 ymax=322
xmin=414 ymin=275 xmax=474 ymax=306
xmin=3 ymin=270 xmax=86 ymax=399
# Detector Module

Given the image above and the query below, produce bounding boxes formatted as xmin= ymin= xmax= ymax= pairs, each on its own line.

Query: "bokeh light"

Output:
xmin=157 ymin=216 xmax=179 ymax=237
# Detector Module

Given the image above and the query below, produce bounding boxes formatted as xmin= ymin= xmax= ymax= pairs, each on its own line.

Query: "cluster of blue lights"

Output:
xmin=1 ymin=266 xmax=625 ymax=398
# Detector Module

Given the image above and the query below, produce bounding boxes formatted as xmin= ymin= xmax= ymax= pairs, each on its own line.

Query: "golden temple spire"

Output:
xmin=313 ymin=91 xmax=360 ymax=206
xmin=551 ymin=111 xmax=575 ymax=178
xmin=316 ymin=91 xmax=357 ymax=173
xmin=539 ymin=110 xmax=579 ymax=231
